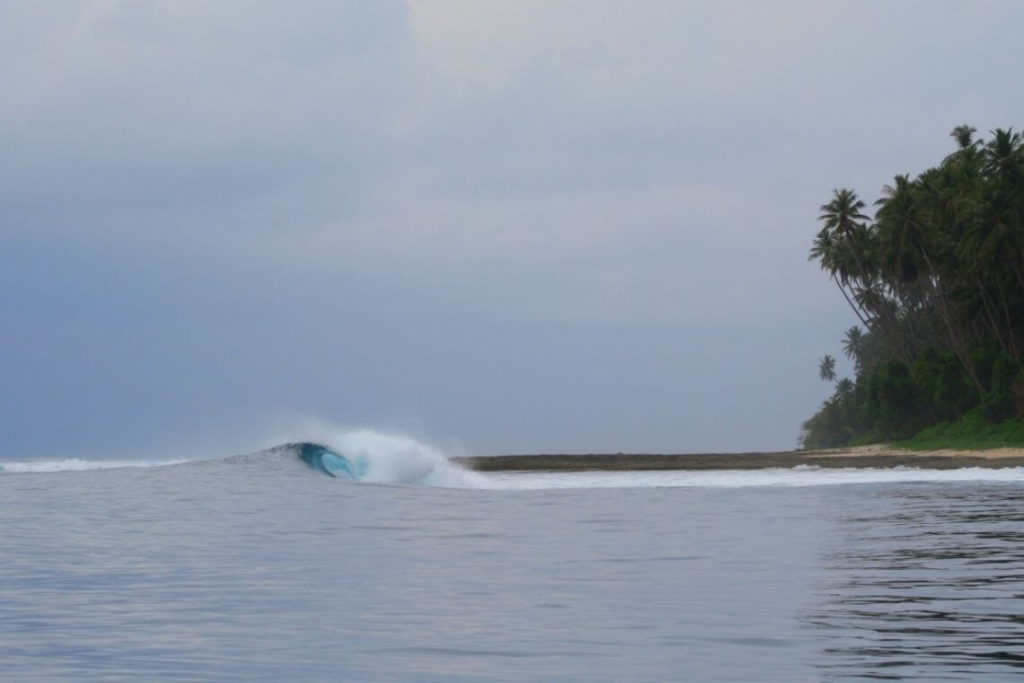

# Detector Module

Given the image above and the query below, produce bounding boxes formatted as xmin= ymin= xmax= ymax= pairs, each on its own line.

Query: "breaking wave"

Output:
xmin=289 ymin=430 xmax=486 ymax=488
xmin=3 ymin=430 xmax=1023 ymax=490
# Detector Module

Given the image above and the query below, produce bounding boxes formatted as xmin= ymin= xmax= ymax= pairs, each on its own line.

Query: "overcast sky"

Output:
xmin=3 ymin=1 xmax=1023 ymax=458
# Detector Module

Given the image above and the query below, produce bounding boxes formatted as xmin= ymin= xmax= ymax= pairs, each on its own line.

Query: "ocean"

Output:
xmin=2 ymin=431 xmax=1023 ymax=681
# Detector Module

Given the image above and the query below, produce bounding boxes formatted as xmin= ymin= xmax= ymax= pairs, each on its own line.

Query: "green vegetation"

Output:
xmin=801 ymin=126 xmax=1024 ymax=449
xmin=893 ymin=409 xmax=1024 ymax=451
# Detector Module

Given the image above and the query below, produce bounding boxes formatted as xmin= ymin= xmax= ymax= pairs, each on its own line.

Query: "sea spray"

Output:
xmin=295 ymin=428 xmax=487 ymax=488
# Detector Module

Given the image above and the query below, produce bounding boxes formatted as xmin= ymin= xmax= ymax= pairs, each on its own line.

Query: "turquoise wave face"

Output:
xmin=296 ymin=443 xmax=366 ymax=480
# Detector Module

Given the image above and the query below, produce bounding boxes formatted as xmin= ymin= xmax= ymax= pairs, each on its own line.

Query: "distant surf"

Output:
xmin=477 ymin=465 xmax=1024 ymax=490
xmin=0 ymin=458 xmax=188 ymax=473
xmin=4 ymin=430 xmax=1024 ymax=490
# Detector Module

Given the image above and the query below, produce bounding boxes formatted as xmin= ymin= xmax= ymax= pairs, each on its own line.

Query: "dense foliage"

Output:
xmin=801 ymin=126 xmax=1024 ymax=449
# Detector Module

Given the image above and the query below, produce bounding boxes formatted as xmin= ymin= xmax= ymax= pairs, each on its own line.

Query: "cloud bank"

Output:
xmin=2 ymin=1 xmax=1022 ymax=455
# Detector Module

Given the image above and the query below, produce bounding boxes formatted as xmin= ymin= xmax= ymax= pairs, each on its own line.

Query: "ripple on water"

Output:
xmin=809 ymin=483 xmax=1024 ymax=679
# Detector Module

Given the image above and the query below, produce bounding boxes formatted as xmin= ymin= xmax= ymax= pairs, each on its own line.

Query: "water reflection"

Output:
xmin=809 ymin=484 xmax=1024 ymax=679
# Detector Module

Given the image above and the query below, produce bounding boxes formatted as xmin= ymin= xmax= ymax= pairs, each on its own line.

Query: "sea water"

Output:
xmin=2 ymin=433 xmax=1023 ymax=681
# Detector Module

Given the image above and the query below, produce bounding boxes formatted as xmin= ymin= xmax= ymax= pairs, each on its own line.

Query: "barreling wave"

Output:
xmin=296 ymin=443 xmax=365 ymax=479
xmin=287 ymin=432 xmax=484 ymax=488
xmin=0 ymin=431 xmax=483 ymax=488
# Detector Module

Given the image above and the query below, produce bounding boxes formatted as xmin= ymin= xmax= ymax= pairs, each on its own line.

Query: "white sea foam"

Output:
xmin=477 ymin=465 xmax=1024 ymax=490
xmin=325 ymin=430 xmax=485 ymax=487
xmin=0 ymin=458 xmax=188 ymax=473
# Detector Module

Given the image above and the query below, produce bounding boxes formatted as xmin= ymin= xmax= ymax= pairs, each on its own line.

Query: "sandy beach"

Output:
xmin=455 ymin=446 xmax=1024 ymax=472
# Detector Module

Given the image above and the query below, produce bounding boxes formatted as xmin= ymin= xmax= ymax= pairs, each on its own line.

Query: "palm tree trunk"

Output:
xmin=833 ymin=275 xmax=874 ymax=331
xmin=921 ymin=253 xmax=987 ymax=398
xmin=999 ymin=299 xmax=1024 ymax=370
xmin=976 ymin=276 xmax=1011 ymax=355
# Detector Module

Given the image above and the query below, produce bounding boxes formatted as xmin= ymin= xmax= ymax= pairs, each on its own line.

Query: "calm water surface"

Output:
xmin=1 ymin=451 xmax=1023 ymax=681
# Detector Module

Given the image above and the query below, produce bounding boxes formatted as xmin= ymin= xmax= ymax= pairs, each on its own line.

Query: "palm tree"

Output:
xmin=815 ymin=188 xmax=880 ymax=330
xmin=842 ymin=326 xmax=864 ymax=373
xmin=820 ymin=188 xmax=869 ymax=233
xmin=810 ymin=228 xmax=873 ymax=330
xmin=819 ymin=354 xmax=837 ymax=383
xmin=959 ymin=183 xmax=1024 ymax=363
xmin=977 ymin=128 xmax=1024 ymax=296
xmin=804 ymin=125 xmax=1024 ymax=447
xmin=875 ymin=174 xmax=928 ymax=283
xmin=819 ymin=189 xmax=872 ymax=279
xmin=951 ymin=124 xmax=978 ymax=150
xmin=982 ymin=128 xmax=1023 ymax=183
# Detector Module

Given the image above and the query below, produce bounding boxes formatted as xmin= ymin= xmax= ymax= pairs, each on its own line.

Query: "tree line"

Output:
xmin=802 ymin=125 xmax=1024 ymax=448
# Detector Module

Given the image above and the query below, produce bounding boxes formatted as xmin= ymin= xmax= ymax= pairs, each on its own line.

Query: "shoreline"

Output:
xmin=454 ymin=446 xmax=1024 ymax=472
